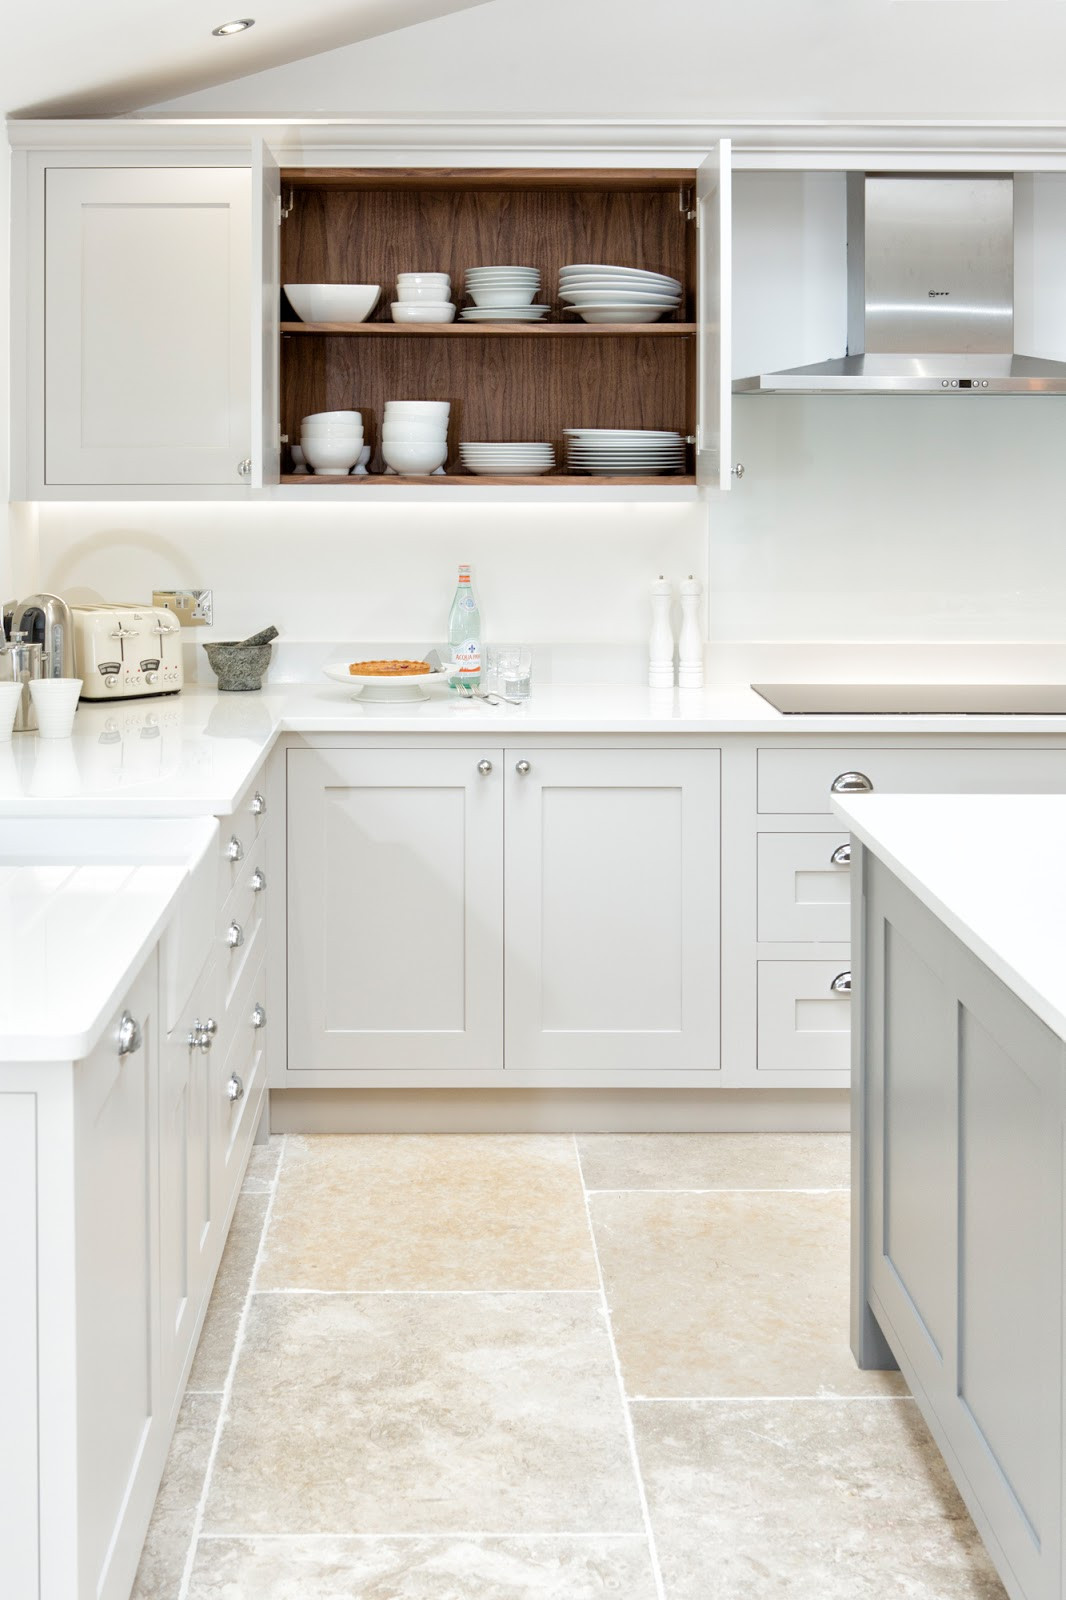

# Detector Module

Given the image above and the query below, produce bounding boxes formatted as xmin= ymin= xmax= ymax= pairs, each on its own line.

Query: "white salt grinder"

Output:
xmin=649 ymin=574 xmax=675 ymax=689
xmin=678 ymin=573 xmax=704 ymax=689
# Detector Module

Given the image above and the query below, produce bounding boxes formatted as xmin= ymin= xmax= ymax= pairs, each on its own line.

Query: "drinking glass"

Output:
xmin=494 ymin=646 xmax=532 ymax=700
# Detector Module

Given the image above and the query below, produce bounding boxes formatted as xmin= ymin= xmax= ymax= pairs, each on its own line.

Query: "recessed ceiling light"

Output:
xmin=211 ymin=18 xmax=255 ymax=35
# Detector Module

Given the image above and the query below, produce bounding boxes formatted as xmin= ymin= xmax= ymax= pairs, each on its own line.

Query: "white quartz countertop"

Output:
xmin=832 ymin=792 xmax=1066 ymax=1043
xmin=2 ymin=680 xmax=1066 ymax=816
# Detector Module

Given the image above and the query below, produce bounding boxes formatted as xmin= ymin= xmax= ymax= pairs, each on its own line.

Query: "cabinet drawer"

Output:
xmin=218 ymin=803 xmax=270 ymax=902
xmin=212 ymin=956 xmax=268 ymax=1217
xmin=216 ymin=851 xmax=268 ymax=1014
xmin=757 ymin=746 xmax=1066 ymax=815
xmin=757 ymin=832 xmax=852 ymax=942
xmin=757 ymin=960 xmax=852 ymax=1072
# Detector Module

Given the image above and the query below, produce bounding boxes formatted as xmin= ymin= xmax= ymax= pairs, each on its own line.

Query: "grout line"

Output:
xmin=583 ymin=1186 xmax=849 ymax=1196
xmin=196 ymin=1531 xmax=651 ymax=1543
xmin=574 ymin=1134 xmax=667 ymax=1600
xmin=251 ymin=1286 xmax=601 ymax=1296
xmin=176 ymin=1134 xmax=288 ymax=1600
xmin=628 ymin=1393 xmax=915 ymax=1404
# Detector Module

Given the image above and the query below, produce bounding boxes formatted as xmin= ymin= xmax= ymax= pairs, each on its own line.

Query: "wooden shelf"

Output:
xmin=281 ymin=321 xmax=695 ymax=337
xmin=281 ymin=473 xmax=696 ymax=488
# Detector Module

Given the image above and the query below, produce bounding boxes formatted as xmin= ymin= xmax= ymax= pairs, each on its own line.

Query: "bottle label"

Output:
xmin=458 ymin=592 xmax=475 ymax=610
xmin=452 ymin=640 xmax=481 ymax=675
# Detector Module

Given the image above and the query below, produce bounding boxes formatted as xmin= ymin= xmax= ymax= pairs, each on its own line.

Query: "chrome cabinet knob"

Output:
xmin=117 ymin=1011 xmax=142 ymax=1056
xmin=237 ymin=458 xmax=252 ymax=477
xmin=731 ymin=463 xmax=745 ymax=479
xmin=252 ymin=1003 xmax=267 ymax=1029
xmin=830 ymin=843 xmax=852 ymax=867
xmin=477 ymin=759 xmax=493 ymax=775
xmin=830 ymin=771 xmax=873 ymax=794
xmin=251 ymin=867 xmax=266 ymax=892
xmin=225 ymin=835 xmax=244 ymax=863
xmin=251 ymin=790 xmax=266 ymax=816
xmin=187 ymin=1016 xmax=218 ymax=1050
xmin=227 ymin=1073 xmax=245 ymax=1102
xmin=515 ymin=759 xmax=531 ymax=775
xmin=227 ymin=920 xmax=245 ymax=949
xmin=830 ymin=971 xmax=852 ymax=995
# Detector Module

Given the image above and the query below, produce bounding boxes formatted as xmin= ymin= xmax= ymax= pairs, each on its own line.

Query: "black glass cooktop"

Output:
xmin=751 ymin=683 xmax=1066 ymax=714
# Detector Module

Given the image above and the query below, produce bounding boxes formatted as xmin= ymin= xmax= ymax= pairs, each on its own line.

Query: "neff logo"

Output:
xmin=928 ymin=289 xmax=951 ymax=298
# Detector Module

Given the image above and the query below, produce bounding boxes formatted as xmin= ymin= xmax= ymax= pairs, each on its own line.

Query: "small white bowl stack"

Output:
xmin=300 ymin=410 xmax=365 ymax=476
xmin=559 ymin=264 xmax=683 ymax=324
xmin=459 ymin=441 xmax=555 ymax=476
xmin=461 ymin=266 xmax=548 ymax=322
xmin=392 ymin=272 xmax=456 ymax=324
xmin=382 ymin=400 xmax=451 ymax=475
xmin=564 ymin=428 xmax=688 ymax=476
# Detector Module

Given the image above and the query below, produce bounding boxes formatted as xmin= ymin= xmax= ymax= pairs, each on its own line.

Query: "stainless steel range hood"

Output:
xmin=734 ymin=174 xmax=1066 ymax=394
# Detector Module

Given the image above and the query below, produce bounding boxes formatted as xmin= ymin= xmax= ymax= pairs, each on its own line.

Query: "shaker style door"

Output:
xmin=286 ymin=747 xmax=504 ymax=1075
xmin=696 ymin=138 xmax=734 ymax=490
xmin=44 ymin=166 xmax=252 ymax=485
xmin=504 ymin=749 xmax=721 ymax=1073
xmin=252 ymin=137 xmax=282 ymax=487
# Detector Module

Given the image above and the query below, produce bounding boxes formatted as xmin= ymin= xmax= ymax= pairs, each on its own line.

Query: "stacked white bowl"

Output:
xmin=381 ymin=400 xmax=451 ymax=475
xmin=558 ymin=264 xmax=683 ymax=324
xmin=392 ymin=272 xmax=456 ymax=324
xmin=461 ymin=266 xmax=547 ymax=322
xmin=460 ymin=441 xmax=555 ymax=477
xmin=300 ymin=410 xmax=364 ymax=476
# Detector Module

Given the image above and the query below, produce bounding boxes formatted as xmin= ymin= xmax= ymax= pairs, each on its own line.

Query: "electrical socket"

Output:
xmin=152 ymin=588 xmax=214 ymax=628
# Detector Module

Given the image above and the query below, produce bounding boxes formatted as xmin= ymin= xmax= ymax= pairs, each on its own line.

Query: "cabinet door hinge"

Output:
xmin=279 ymin=189 xmax=294 ymax=223
xmin=680 ymin=185 xmax=696 ymax=222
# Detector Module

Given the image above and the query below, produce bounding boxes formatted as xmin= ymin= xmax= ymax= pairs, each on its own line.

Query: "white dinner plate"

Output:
xmin=560 ymin=264 xmax=681 ymax=286
xmin=560 ymin=292 xmax=681 ymax=308
xmin=461 ymin=454 xmax=555 ymax=462
xmin=459 ymin=307 xmax=550 ymax=320
xmin=566 ymin=429 xmax=684 ymax=439
xmin=563 ymin=306 xmax=674 ymax=323
xmin=463 ymin=463 xmax=555 ymax=475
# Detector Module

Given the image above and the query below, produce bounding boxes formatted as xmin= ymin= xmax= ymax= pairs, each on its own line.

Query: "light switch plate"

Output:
xmin=153 ymin=589 xmax=214 ymax=628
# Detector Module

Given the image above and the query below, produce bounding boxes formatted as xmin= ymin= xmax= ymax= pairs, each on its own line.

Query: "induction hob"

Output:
xmin=751 ymin=683 xmax=1066 ymax=715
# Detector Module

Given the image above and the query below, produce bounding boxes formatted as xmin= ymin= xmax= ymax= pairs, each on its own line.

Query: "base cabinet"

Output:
xmin=286 ymin=744 xmax=722 ymax=1082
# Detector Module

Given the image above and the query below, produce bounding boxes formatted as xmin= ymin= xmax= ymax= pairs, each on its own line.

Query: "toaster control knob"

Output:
xmin=145 ymin=672 xmax=159 ymax=685
xmin=104 ymin=675 xmax=117 ymax=688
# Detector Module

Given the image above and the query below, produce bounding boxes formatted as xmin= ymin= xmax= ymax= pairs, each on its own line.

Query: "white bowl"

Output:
xmin=384 ymin=401 xmax=451 ymax=419
xmin=396 ymin=283 xmax=452 ymax=304
xmin=390 ymin=302 xmax=457 ymax=323
xmin=381 ymin=440 xmax=449 ymax=475
xmin=302 ymin=438 xmax=364 ymax=474
xmin=383 ymin=425 xmax=448 ymax=444
xmin=466 ymin=265 xmax=539 ymax=276
xmin=468 ymin=287 xmax=538 ymax=309
xmin=302 ymin=410 xmax=362 ymax=425
xmin=285 ymin=284 xmax=381 ymax=323
xmin=301 ymin=421 xmax=364 ymax=435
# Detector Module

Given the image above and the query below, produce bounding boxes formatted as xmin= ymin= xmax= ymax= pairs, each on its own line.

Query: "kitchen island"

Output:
xmin=835 ymin=792 xmax=1066 ymax=1600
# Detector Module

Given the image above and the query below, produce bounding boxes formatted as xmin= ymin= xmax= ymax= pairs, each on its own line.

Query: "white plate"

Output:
xmin=570 ymin=464 xmax=685 ymax=475
xmin=323 ymin=660 xmax=453 ymax=702
xmin=563 ymin=305 xmax=673 ymax=324
xmin=464 ymin=463 xmax=555 ymax=476
xmin=465 ymin=273 xmax=541 ymax=282
xmin=566 ymin=431 xmax=683 ymax=441
xmin=560 ymin=291 xmax=681 ymax=308
xmin=461 ymin=455 xmax=555 ymax=463
xmin=459 ymin=307 xmax=550 ymax=321
xmin=560 ymin=264 xmax=681 ymax=285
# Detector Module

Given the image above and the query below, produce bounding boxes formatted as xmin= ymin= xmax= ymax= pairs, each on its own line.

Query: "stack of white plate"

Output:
xmin=559 ymin=264 xmax=683 ymax=324
xmin=460 ymin=441 xmax=555 ymax=476
xmin=462 ymin=266 xmax=548 ymax=322
xmin=564 ymin=428 xmax=687 ymax=476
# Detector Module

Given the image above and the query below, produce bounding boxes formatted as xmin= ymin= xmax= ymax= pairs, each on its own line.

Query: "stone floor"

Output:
xmin=134 ymin=1133 xmax=1008 ymax=1599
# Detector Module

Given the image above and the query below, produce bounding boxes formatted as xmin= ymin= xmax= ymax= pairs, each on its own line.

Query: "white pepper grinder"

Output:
xmin=649 ymin=575 xmax=675 ymax=688
xmin=678 ymin=574 xmax=704 ymax=689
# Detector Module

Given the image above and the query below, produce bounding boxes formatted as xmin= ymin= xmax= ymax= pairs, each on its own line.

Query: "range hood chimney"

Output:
xmin=735 ymin=174 xmax=1066 ymax=394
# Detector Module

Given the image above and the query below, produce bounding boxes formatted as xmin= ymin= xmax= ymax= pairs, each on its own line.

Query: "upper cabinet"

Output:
xmin=36 ymin=165 xmax=253 ymax=490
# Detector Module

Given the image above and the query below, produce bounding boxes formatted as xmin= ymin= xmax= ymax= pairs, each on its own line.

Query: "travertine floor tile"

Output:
xmin=130 ymin=1393 xmax=221 ymax=1600
xmin=258 ymin=1135 xmax=597 ymax=1291
xmin=634 ymin=1399 xmax=1007 ymax=1599
xmin=242 ymin=1135 xmax=283 ymax=1193
xmin=204 ymin=1292 xmax=642 ymax=1536
xmin=578 ymin=1132 xmax=849 ymax=1191
xmin=186 ymin=1192 xmax=268 ymax=1391
xmin=591 ymin=1190 xmax=904 ymax=1397
xmin=187 ymin=1535 xmax=658 ymax=1597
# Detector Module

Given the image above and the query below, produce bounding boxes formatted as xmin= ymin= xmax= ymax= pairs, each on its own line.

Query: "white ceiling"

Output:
xmin=1 ymin=0 xmax=491 ymax=118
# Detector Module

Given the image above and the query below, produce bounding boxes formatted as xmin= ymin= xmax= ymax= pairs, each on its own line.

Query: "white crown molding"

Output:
xmin=10 ymin=116 xmax=1066 ymax=168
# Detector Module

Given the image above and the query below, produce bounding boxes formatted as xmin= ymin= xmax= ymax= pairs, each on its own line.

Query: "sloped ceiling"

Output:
xmin=2 ymin=0 xmax=491 ymax=118
xmin=140 ymin=0 xmax=1066 ymax=124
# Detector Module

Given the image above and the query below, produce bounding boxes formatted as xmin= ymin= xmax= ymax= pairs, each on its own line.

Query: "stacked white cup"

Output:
xmin=29 ymin=678 xmax=83 ymax=738
xmin=392 ymin=273 xmax=454 ymax=324
xmin=381 ymin=400 xmax=450 ymax=476
xmin=300 ymin=410 xmax=364 ymax=476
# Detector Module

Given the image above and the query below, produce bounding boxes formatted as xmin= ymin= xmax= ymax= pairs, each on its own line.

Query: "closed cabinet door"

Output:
xmin=505 ymin=749 xmax=720 ymax=1073
xmin=287 ymin=748 xmax=504 ymax=1074
xmin=74 ymin=958 xmax=159 ymax=1600
xmin=45 ymin=167 xmax=251 ymax=485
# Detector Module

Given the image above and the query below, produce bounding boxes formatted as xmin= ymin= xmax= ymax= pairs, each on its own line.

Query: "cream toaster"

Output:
xmin=72 ymin=604 xmax=184 ymax=700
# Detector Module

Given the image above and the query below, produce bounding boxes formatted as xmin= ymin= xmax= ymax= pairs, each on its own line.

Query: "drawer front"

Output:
xmin=217 ymin=845 xmax=269 ymax=1012
xmin=758 ymin=832 xmax=852 ymax=943
xmin=212 ymin=955 xmax=268 ymax=1218
xmin=757 ymin=960 xmax=852 ymax=1072
xmin=218 ymin=809 xmax=271 ymax=903
xmin=757 ymin=746 xmax=1066 ymax=815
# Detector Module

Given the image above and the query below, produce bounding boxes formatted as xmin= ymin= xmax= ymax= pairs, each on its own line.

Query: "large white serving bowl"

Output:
xmin=302 ymin=409 xmax=363 ymax=425
xmin=468 ymin=287 xmax=539 ymax=308
xmin=285 ymin=284 xmax=381 ymax=323
xmin=384 ymin=400 xmax=451 ymax=419
xmin=302 ymin=438 xmax=364 ymax=474
xmin=390 ymin=302 xmax=456 ymax=323
xmin=381 ymin=439 xmax=449 ymax=475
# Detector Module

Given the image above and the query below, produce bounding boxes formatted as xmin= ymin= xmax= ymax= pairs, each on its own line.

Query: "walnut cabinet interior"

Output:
xmin=278 ymin=168 xmax=698 ymax=486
